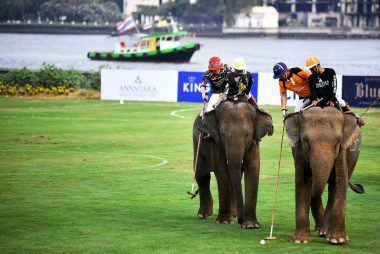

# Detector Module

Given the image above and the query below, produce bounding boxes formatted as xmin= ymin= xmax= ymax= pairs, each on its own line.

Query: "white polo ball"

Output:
xmin=260 ymin=239 xmax=266 ymax=245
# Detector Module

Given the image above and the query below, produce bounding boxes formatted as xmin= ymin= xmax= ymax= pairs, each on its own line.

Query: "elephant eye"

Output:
xmin=302 ymin=136 xmax=308 ymax=142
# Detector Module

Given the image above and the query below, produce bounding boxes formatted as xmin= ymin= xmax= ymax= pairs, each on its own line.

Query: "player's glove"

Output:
xmin=282 ymin=109 xmax=288 ymax=116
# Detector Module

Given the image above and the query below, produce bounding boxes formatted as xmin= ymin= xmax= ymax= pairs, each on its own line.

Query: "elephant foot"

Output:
xmin=197 ymin=212 xmax=212 ymax=219
xmin=315 ymin=226 xmax=327 ymax=237
xmin=216 ymin=215 xmax=234 ymax=224
xmin=241 ymin=220 xmax=260 ymax=229
xmin=197 ymin=207 xmax=213 ymax=219
xmin=292 ymin=228 xmax=311 ymax=244
xmin=326 ymin=231 xmax=349 ymax=244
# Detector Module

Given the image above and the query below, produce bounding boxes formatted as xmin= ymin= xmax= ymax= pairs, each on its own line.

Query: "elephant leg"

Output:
xmin=292 ymin=157 xmax=312 ymax=243
xmin=195 ymin=155 xmax=213 ymax=218
xmin=230 ymin=182 xmax=237 ymax=218
xmin=241 ymin=144 xmax=260 ymax=229
xmin=326 ymin=151 xmax=349 ymax=244
xmin=311 ymin=196 xmax=325 ymax=236
xmin=322 ymin=176 xmax=335 ymax=237
xmin=215 ymin=155 xmax=234 ymax=224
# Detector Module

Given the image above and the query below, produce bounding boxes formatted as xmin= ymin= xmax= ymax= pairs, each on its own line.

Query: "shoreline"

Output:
xmin=0 ymin=23 xmax=379 ymax=39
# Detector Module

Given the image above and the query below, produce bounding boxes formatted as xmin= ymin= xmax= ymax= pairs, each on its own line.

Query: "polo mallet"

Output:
xmin=301 ymin=98 xmax=323 ymax=111
xmin=187 ymin=101 xmax=207 ymax=199
xmin=358 ymin=96 xmax=380 ymax=118
xmin=187 ymin=132 xmax=201 ymax=199
xmin=266 ymin=123 xmax=285 ymax=240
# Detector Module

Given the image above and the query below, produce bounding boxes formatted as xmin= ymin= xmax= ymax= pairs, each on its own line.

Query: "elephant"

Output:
xmin=284 ymin=106 xmax=362 ymax=244
xmin=192 ymin=100 xmax=273 ymax=228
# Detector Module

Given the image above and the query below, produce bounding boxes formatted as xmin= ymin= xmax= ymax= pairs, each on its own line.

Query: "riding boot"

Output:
xmin=356 ymin=116 xmax=365 ymax=127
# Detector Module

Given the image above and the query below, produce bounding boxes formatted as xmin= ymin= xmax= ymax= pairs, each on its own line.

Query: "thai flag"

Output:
xmin=143 ymin=23 xmax=152 ymax=30
xmin=117 ymin=15 xmax=135 ymax=34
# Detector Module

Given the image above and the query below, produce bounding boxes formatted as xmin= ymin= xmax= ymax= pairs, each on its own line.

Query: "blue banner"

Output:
xmin=177 ymin=71 xmax=205 ymax=103
xmin=177 ymin=71 xmax=258 ymax=103
xmin=251 ymin=72 xmax=258 ymax=102
xmin=342 ymin=76 xmax=380 ymax=108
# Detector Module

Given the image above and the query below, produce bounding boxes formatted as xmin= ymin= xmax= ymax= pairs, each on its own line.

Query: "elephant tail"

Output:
xmin=349 ymin=182 xmax=365 ymax=194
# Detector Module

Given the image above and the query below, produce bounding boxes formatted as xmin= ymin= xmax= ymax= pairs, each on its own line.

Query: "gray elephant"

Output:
xmin=284 ymin=107 xmax=362 ymax=244
xmin=192 ymin=101 xmax=273 ymax=228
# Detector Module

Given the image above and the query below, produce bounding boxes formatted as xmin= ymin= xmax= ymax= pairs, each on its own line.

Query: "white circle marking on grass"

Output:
xmin=170 ymin=107 xmax=200 ymax=119
xmin=0 ymin=150 xmax=168 ymax=175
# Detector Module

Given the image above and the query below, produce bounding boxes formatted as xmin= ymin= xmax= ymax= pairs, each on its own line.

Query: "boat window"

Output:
xmin=166 ymin=36 xmax=172 ymax=41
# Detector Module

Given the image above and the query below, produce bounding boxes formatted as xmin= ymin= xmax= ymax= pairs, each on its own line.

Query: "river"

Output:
xmin=0 ymin=33 xmax=379 ymax=75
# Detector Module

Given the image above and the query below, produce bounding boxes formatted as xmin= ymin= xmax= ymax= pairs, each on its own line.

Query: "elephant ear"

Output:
xmin=254 ymin=108 xmax=274 ymax=141
xmin=202 ymin=110 xmax=220 ymax=144
xmin=342 ymin=112 xmax=361 ymax=150
xmin=284 ymin=112 xmax=301 ymax=148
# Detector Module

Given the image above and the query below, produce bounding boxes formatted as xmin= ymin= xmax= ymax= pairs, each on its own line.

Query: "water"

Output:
xmin=0 ymin=33 xmax=379 ymax=75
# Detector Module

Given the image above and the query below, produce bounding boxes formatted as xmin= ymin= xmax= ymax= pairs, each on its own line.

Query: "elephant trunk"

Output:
xmin=309 ymin=144 xmax=335 ymax=198
xmin=226 ymin=145 xmax=245 ymax=225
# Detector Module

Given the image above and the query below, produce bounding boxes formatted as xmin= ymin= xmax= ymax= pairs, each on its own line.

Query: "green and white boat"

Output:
xmin=87 ymin=31 xmax=200 ymax=63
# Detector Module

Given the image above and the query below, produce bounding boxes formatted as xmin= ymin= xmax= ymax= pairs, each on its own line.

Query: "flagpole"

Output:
xmin=131 ymin=15 xmax=140 ymax=34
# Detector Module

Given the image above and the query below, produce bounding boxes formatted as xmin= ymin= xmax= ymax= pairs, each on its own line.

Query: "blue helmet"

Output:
xmin=273 ymin=62 xmax=287 ymax=79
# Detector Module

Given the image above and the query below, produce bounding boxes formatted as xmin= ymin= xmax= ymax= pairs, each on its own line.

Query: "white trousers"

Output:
xmin=294 ymin=98 xmax=310 ymax=112
xmin=294 ymin=96 xmax=347 ymax=112
xmin=205 ymin=93 xmax=220 ymax=112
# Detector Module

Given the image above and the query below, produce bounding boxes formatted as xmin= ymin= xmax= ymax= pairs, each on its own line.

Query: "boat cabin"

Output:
xmin=114 ymin=31 xmax=187 ymax=54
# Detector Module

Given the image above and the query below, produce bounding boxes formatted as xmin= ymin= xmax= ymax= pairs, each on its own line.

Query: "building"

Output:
xmin=260 ymin=0 xmax=379 ymax=28
xmin=234 ymin=6 xmax=279 ymax=28
xmin=123 ymin=0 xmax=171 ymax=14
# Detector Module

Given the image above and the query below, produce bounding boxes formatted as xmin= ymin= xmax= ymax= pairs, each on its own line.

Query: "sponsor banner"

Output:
xmin=258 ymin=73 xmax=342 ymax=108
xmin=342 ymin=76 xmax=380 ymax=107
xmin=177 ymin=71 xmax=204 ymax=103
xmin=177 ymin=71 xmax=258 ymax=103
xmin=101 ymin=69 xmax=178 ymax=102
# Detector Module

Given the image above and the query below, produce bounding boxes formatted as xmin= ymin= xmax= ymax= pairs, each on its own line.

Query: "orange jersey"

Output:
xmin=278 ymin=68 xmax=311 ymax=98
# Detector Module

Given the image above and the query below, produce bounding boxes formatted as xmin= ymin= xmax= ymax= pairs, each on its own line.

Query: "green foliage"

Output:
xmin=0 ymin=67 xmax=38 ymax=86
xmin=39 ymin=0 xmax=122 ymax=22
xmin=86 ymin=70 xmax=101 ymax=90
xmin=0 ymin=100 xmax=379 ymax=253
xmin=0 ymin=64 xmax=101 ymax=95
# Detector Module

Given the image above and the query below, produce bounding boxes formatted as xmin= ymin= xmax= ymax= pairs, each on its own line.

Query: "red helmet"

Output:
xmin=208 ymin=56 xmax=223 ymax=71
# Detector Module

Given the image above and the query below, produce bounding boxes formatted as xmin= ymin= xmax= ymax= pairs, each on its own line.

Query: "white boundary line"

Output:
xmin=0 ymin=150 xmax=168 ymax=175
xmin=170 ymin=107 xmax=200 ymax=119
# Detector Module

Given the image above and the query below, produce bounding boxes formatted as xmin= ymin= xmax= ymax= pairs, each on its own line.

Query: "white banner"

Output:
xmin=258 ymin=73 xmax=342 ymax=108
xmin=101 ymin=69 xmax=178 ymax=102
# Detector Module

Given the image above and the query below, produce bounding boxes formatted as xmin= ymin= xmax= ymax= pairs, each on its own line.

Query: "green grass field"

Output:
xmin=0 ymin=98 xmax=379 ymax=254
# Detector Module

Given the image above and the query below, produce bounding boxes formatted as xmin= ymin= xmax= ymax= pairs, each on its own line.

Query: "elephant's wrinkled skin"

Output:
xmin=284 ymin=107 xmax=361 ymax=244
xmin=193 ymin=101 xmax=273 ymax=228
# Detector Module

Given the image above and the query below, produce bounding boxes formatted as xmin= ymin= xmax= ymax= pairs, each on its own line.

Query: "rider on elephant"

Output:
xmin=222 ymin=57 xmax=258 ymax=109
xmin=200 ymin=56 xmax=231 ymax=113
xmin=272 ymin=62 xmax=311 ymax=116
xmin=306 ymin=56 xmax=365 ymax=126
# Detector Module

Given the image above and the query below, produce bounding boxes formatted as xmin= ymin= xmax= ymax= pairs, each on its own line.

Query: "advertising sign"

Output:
xmin=177 ymin=71 xmax=205 ymax=103
xmin=342 ymin=76 xmax=380 ymax=107
xmin=101 ymin=69 xmax=178 ymax=102
xmin=177 ymin=71 xmax=258 ymax=103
